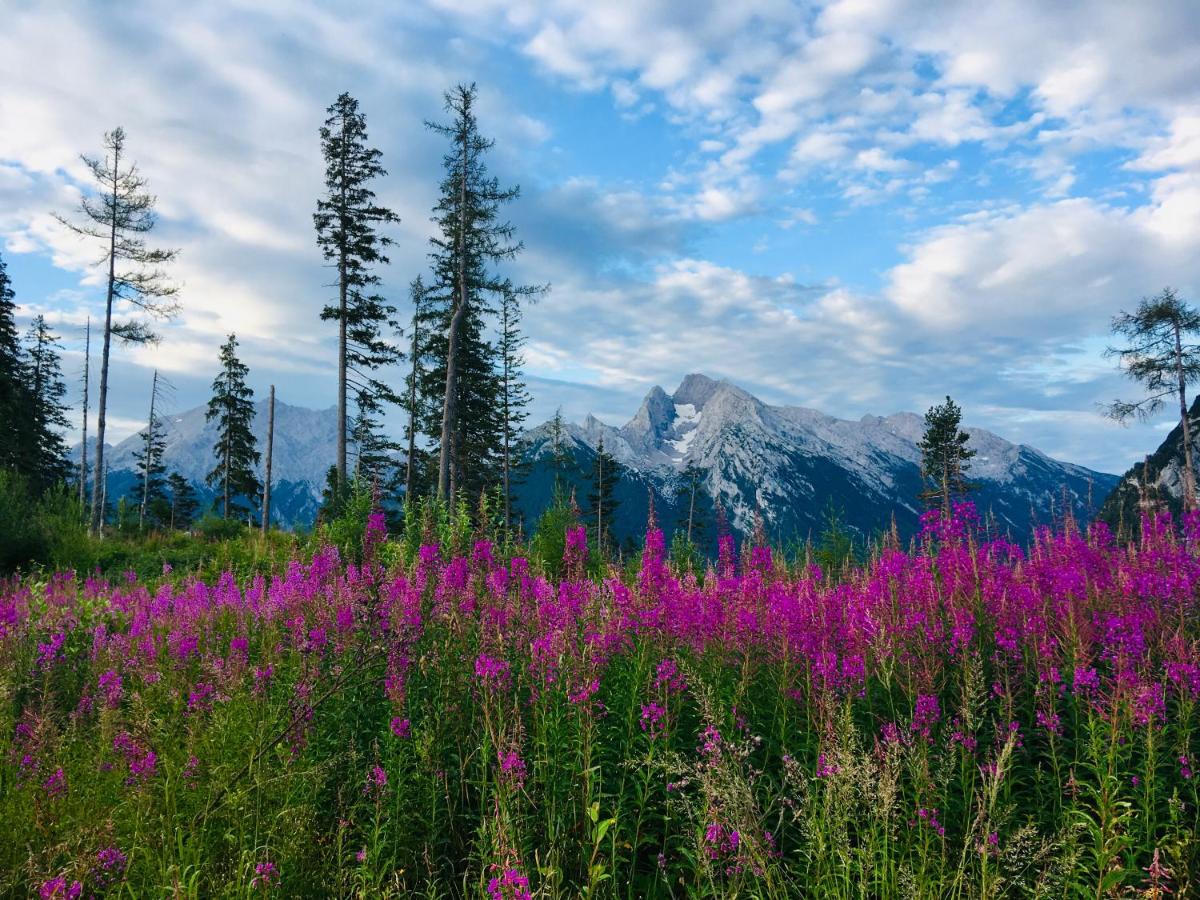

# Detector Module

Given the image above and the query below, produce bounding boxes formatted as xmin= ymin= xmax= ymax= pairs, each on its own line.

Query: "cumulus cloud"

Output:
xmin=2 ymin=0 xmax=1197 ymax=476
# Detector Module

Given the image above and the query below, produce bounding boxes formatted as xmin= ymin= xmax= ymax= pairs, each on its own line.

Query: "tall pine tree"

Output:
xmin=424 ymin=83 xmax=543 ymax=501
xmin=20 ymin=316 xmax=72 ymax=493
xmin=206 ymin=335 xmax=260 ymax=519
xmin=314 ymin=93 xmax=401 ymax=490
xmin=0 ymin=252 xmax=24 ymax=471
xmin=56 ymin=127 xmax=179 ymax=534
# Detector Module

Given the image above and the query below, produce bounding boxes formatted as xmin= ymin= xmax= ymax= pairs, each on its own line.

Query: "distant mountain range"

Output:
xmin=516 ymin=374 xmax=1119 ymax=546
xmin=83 ymin=398 xmax=337 ymax=528
xmin=85 ymin=374 xmax=1121 ymax=541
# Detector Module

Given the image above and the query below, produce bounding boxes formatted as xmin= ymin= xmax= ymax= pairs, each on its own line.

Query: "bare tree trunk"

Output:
xmin=438 ymin=118 xmax=470 ymax=501
xmin=224 ymin=385 xmax=231 ymax=518
xmin=79 ymin=317 xmax=89 ymax=515
xmin=1175 ymin=320 xmax=1197 ymax=509
xmin=336 ymin=125 xmax=349 ymax=491
xmin=502 ymin=306 xmax=511 ymax=531
xmin=100 ymin=461 xmax=108 ymax=526
xmin=942 ymin=457 xmax=951 ymax=518
xmin=405 ymin=314 xmax=419 ymax=501
xmin=687 ymin=478 xmax=696 ymax=544
xmin=597 ymin=451 xmax=604 ymax=557
xmin=90 ymin=148 xmax=119 ymax=535
xmin=138 ymin=369 xmax=158 ymax=530
xmin=260 ymin=385 xmax=275 ymax=533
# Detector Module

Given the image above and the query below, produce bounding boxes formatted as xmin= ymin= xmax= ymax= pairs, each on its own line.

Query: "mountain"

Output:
xmin=1097 ymin=395 xmax=1200 ymax=532
xmin=515 ymin=373 xmax=1120 ymax=547
xmin=86 ymin=374 xmax=1120 ymax=541
xmin=83 ymin=399 xmax=338 ymax=528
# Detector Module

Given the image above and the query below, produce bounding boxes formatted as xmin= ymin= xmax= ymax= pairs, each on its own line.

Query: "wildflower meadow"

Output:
xmin=2 ymin=504 xmax=1198 ymax=897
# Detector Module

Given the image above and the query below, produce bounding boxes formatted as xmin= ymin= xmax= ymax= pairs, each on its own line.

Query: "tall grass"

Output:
xmin=1 ymin=504 xmax=1197 ymax=897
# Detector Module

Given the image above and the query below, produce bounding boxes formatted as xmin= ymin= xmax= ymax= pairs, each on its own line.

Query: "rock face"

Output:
xmin=1097 ymin=395 xmax=1200 ymax=533
xmin=518 ymin=373 xmax=1120 ymax=546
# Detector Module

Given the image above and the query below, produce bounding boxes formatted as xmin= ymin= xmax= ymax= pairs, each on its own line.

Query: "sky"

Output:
xmin=2 ymin=0 xmax=1200 ymax=475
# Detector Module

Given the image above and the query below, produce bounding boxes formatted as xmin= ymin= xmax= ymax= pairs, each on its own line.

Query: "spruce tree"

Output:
xmin=56 ymin=127 xmax=179 ymax=534
xmin=498 ymin=286 xmax=532 ymax=529
xmin=424 ymin=83 xmax=543 ymax=501
xmin=352 ymin=386 xmax=401 ymax=493
xmin=132 ymin=370 xmax=169 ymax=529
xmin=206 ymin=334 xmax=260 ymax=519
xmin=585 ymin=437 xmax=622 ymax=558
xmin=313 ymin=93 xmax=401 ymax=490
xmin=918 ymin=396 xmax=976 ymax=516
xmin=166 ymin=472 xmax=198 ymax=531
xmin=403 ymin=277 xmax=434 ymax=501
xmin=21 ymin=316 xmax=72 ymax=493
xmin=0 ymin=253 xmax=25 ymax=471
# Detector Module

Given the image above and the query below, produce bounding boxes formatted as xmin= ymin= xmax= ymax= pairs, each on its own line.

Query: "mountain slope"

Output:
xmin=1097 ymin=395 xmax=1200 ymax=532
xmin=517 ymin=374 xmax=1119 ymax=547
xmin=85 ymin=399 xmax=337 ymax=527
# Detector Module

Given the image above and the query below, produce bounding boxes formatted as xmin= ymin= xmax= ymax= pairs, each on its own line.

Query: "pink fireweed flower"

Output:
xmin=910 ymin=694 xmax=941 ymax=742
xmin=703 ymin=822 xmax=742 ymax=860
xmin=1072 ymin=666 xmax=1100 ymax=699
xmin=38 ymin=878 xmax=81 ymax=899
xmin=36 ymin=632 xmax=65 ymax=669
xmin=186 ymin=682 xmax=216 ymax=715
xmin=640 ymin=702 xmax=666 ymax=739
xmin=487 ymin=867 xmax=532 ymax=900
xmin=699 ymin=725 xmax=723 ymax=762
xmin=364 ymin=764 xmax=388 ymax=797
xmin=497 ymin=749 xmax=527 ymax=789
xmin=252 ymin=664 xmax=274 ymax=697
xmin=654 ymin=658 xmax=687 ymax=694
xmin=1035 ymin=708 xmax=1062 ymax=736
xmin=98 ymin=670 xmax=123 ymax=708
xmin=251 ymin=860 xmax=279 ymax=889
xmin=112 ymin=732 xmax=156 ymax=785
xmin=815 ymin=754 xmax=840 ymax=778
xmin=42 ymin=767 xmax=67 ymax=798
xmin=1180 ymin=756 xmax=1193 ymax=779
xmin=390 ymin=716 xmax=411 ymax=739
xmin=1132 ymin=681 xmax=1166 ymax=727
xmin=93 ymin=846 xmax=128 ymax=889
xmin=563 ymin=526 xmax=587 ymax=572
xmin=567 ymin=677 xmax=600 ymax=705
xmin=474 ymin=653 xmax=511 ymax=687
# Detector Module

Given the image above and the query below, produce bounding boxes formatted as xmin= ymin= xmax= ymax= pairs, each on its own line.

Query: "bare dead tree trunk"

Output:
xmin=438 ymin=118 xmax=469 ymax=501
xmin=336 ymin=120 xmax=349 ymax=491
xmin=262 ymin=384 xmax=275 ymax=534
xmin=687 ymin=478 xmax=696 ymax=544
xmin=1175 ymin=320 xmax=1196 ymax=509
xmin=405 ymin=315 xmax=419 ymax=502
xmin=91 ymin=149 xmax=119 ymax=535
xmin=502 ymin=303 xmax=511 ymax=532
xmin=79 ymin=317 xmax=89 ymax=515
xmin=138 ymin=369 xmax=158 ymax=530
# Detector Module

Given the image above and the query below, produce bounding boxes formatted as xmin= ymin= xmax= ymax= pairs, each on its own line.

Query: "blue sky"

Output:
xmin=3 ymin=0 xmax=1200 ymax=474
